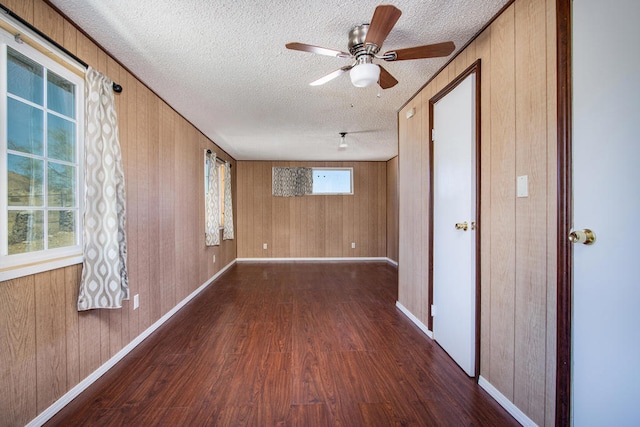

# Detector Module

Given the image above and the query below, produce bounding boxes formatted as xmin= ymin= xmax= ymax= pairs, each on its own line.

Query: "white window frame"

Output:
xmin=311 ymin=167 xmax=354 ymax=195
xmin=0 ymin=19 xmax=85 ymax=281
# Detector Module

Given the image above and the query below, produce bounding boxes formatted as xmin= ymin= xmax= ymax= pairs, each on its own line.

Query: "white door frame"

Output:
xmin=428 ymin=60 xmax=481 ymax=378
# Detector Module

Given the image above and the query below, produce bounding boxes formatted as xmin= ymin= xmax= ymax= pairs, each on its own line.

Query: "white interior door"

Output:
xmin=432 ymin=73 xmax=476 ymax=377
xmin=572 ymin=1 xmax=640 ymax=424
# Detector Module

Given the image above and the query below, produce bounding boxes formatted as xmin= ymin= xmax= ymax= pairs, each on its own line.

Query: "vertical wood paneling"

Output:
xmin=0 ymin=276 xmax=37 ymax=426
xmin=124 ymin=70 xmax=140 ymax=340
xmin=0 ymin=3 xmax=237 ymax=425
xmin=147 ymin=92 xmax=161 ymax=322
xmin=514 ymin=0 xmax=548 ymax=423
xmin=116 ymin=69 xmax=132 ymax=344
xmin=544 ymin=0 xmax=558 ymax=425
xmin=63 ymin=265 xmax=81 ymax=389
xmin=386 ymin=156 xmax=399 ymax=262
xmin=237 ymin=162 xmax=386 ymax=259
xmin=397 ymin=0 xmax=558 ymax=424
xmin=33 ymin=2 xmax=63 ymax=46
xmin=136 ymin=81 xmax=151 ymax=331
xmin=476 ymin=27 xmax=493 ymax=381
xmin=397 ymin=94 xmax=424 ymax=319
xmin=159 ymin=102 xmax=176 ymax=315
xmin=2 ymin=0 xmax=34 ymax=20
xmin=488 ymin=5 xmax=517 ymax=400
xmin=35 ymin=269 xmax=66 ymax=411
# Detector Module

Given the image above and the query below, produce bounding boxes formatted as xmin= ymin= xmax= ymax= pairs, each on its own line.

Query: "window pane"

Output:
xmin=47 ymin=71 xmax=75 ymax=117
xmin=48 ymin=210 xmax=76 ymax=249
xmin=47 ymin=114 xmax=75 ymax=162
xmin=8 ymin=154 xmax=44 ymax=206
xmin=312 ymin=169 xmax=352 ymax=194
xmin=48 ymin=162 xmax=75 ymax=207
xmin=7 ymin=210 xmax=44 ymax=254
xmin=7 ymin=98 xmax=44 ymax=155
xmin=7 ymin=47 xmax=44 ymax=104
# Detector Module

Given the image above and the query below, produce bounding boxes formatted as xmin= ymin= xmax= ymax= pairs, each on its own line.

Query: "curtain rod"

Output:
xmin=0 ymin=4 xmax=123 ymax=93
xmin=206 ymin=149 xmax=232 ymax=167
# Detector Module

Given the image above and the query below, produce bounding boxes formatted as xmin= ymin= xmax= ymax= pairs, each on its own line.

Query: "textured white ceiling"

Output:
xmin=49 ymin=0 xmax=509 ymax=161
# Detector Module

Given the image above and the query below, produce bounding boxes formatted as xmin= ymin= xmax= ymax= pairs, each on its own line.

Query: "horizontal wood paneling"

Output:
xmin=237 ymin=162 xmax=386 ymax=259
xmin=0 ymin=1 xmax=237 ymax=425
xmin=397 ymin=0 xmax=557 ymax=424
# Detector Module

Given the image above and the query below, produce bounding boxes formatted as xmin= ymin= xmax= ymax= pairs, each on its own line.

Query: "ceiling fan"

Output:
xmin=286 ymin=4 xmax=455 ymax=90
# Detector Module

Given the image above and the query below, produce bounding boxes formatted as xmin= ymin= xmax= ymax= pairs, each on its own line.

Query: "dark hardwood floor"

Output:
xmin=46 ymin=262 xmax=518 ymax=426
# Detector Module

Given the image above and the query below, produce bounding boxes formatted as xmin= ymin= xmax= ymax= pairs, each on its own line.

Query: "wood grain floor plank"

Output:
xmin=46 ymin=262 xmax=518 ymax=427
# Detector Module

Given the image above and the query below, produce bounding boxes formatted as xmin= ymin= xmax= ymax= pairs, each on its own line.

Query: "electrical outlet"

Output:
xmin=263 ymin=243 xmax=268 ymax=250
xmin=351 ymin=242 xmax=356 ymax=249
xmin=213 ymin=254 xmax=216 ymax=263
xmin=133 ymin=294 xmax=139 ymax=310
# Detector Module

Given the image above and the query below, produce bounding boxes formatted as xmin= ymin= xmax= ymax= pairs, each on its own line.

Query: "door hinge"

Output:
xmin=431 ymin=304 xmax=437 ymax=317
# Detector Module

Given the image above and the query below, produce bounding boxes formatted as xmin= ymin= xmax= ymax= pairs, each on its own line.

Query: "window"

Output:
xmin=312 ymin=168 xmax=353 ymax=195
xmin=0 ymin=27 xmax=84 ymax=276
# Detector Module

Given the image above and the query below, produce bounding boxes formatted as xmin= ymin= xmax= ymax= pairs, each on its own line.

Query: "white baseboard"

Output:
xmin=236 ymin=257 xmax=392 ymax=263
xmin=26 ymin=259 xmax=237 ymax=427
xmin=395 ymin=301 xmax=433 ymax=339
xmin=478 ymin=376 xmax=537 ymax=427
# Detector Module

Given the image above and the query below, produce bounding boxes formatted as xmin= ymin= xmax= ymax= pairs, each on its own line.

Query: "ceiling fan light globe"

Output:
xmin=350 ymin=63 xmax=380 ymax=87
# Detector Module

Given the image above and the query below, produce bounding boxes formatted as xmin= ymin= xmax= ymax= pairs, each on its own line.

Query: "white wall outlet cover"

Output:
xmin=263 ymin=243 xmax=268 ymax=249
xmin=517 ymin=175 xmax=529 ymax=198
xmin=133 ymin=294 xmax=139 ymax=310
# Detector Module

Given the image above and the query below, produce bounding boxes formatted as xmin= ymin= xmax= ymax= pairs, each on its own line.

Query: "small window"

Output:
xmin=1 ymin=30 xmax=84 ymax=275
xmin=312 ymin=168 xmax=353 ymax=195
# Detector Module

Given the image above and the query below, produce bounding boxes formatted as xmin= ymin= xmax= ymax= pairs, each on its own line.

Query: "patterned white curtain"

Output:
xmin=272 ymin=167 xmax=313 ymax=197
xmin=205 ymin=151 xmax=220 ymax=246
xmin=222 ymin=162 xmax=234 ymax=240
xmin=78 ymin=67 xmax=129 ymax=311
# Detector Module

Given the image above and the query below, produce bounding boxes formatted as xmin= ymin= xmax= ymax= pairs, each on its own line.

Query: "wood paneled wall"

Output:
xmin=236 ymin=161 xmax=386 ymax=259
xmin=0 ymin=1 xmax=237 ymax=426
xmin=386 ymin=157 xmax=399 ymax=263
xmin=397 ymin=0 xmax=557 ymax=425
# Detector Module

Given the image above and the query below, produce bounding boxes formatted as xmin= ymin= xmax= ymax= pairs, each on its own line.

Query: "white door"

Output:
xmin=432 ymin=73 xmax=476 ymax=377
xmin=572 ymin=0 xmax=640 ymax=425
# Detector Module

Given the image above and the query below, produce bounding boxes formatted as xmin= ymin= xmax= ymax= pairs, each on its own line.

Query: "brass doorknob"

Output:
xmin=568 ymin=229 xmax=596 ymax=245
xmin=455 ymin=222 xmax=468 ymax=231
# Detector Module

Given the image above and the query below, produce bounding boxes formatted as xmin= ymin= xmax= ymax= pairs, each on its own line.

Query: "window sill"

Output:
xmin=0 ymin=254 xmax=83 ymax=282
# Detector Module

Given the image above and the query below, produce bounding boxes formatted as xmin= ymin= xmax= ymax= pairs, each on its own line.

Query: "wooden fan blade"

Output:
xmin=286 ymin=42 xmax=352 ymax=58
xmin=364 ymin=5 xmax=402 ymax=48
xmin=310 ymin=65 xmax=354 ymax=86
xmin=384 ymin=41 xmax=455 ymax=61
xmin=378 ymin=65 xmax=398 ymax=89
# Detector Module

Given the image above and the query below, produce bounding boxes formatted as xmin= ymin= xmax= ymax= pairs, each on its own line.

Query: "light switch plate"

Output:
xmin=517 ymin=175 xmax=529 ymax=198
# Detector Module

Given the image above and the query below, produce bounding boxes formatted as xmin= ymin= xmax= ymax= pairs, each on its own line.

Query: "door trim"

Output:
xmin=428 ymin=60 xmax=481 ymax=379
xmin=556 ymin=0 xmax=572 ymax=424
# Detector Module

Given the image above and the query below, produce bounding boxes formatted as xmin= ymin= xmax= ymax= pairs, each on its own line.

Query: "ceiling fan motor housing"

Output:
xmin=348 ymin=24 xmax=380 ymax=64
